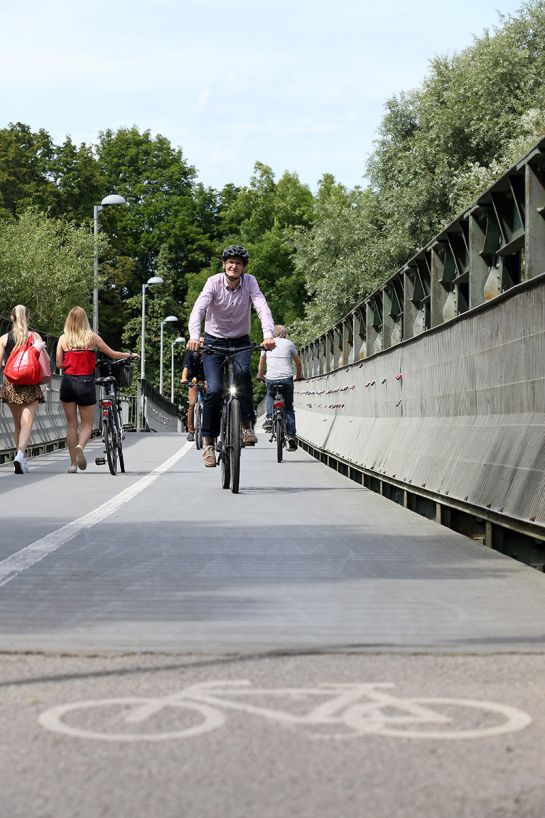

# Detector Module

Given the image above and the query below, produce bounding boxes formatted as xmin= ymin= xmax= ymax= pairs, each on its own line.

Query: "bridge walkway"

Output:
xmin=1 ymin=432 xmax=545 ymax=654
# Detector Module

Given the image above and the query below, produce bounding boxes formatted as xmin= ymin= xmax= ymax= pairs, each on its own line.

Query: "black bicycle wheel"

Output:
xmin=104 ymin=415 xmax=118 ymax=475
xmin=116 ymin=415 xmax=125 ymax=474
xmin=230 ymin=398 xmax=241 ymax=494
xmin=220 ymin=401 xmax=231 ymax=489
xmin=275 ymin=413 xmax=284 ymax=463
xmin=112 ymin=404 xmax=125 ymax=473
xmin=195 ymin=402 xmax=203 ymax=450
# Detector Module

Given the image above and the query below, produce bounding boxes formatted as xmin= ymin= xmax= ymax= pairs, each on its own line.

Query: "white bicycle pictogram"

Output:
xmin=38 ymin=681 xmax=532 ymax=742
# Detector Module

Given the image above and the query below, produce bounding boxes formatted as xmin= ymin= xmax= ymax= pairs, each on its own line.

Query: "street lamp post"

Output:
xmin=93 ymin=193 xmax=127 ymax=334
xmin=171 ymin=336 xmax=186 ymax=403
xmin=160 ymin=316 xmax=179 ymax=395
xmin=140 ymin=276 xmax=164 ymax=381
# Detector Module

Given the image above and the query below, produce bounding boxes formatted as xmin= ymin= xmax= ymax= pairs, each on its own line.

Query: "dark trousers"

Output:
xmin=266 ymin=377 xmax=296 ymax=436
xmin=202 ymin=334 xmax=255 ymax=438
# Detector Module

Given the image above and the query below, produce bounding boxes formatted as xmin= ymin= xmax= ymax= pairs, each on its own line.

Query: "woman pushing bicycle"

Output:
xmin=187 ymin=245 xmax=275 ymax=467
xmin=56 ymin=306 xmax=137 ymax=474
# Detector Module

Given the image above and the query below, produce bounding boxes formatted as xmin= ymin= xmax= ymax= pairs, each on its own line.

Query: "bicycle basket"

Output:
xmin=116 ymin=363 xmax=134 ymax=388
xmin=96 ymin=360 xmax=134 ymax=388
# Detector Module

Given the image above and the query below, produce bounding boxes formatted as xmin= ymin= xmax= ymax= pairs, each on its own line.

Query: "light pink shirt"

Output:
xmin=188 ymin=273 xmax=274 ymax=341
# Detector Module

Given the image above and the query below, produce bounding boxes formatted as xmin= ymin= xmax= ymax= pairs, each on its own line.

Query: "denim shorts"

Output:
xmin=59 ymin=374 xmax=97 ymax=406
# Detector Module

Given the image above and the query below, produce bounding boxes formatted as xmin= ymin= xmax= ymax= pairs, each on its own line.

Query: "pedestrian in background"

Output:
xmin=0 ymin=304 xmax=46 ymax=474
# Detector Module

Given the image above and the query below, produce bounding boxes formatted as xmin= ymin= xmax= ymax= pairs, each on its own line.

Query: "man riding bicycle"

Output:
xmin=187 ymin=245 xmax=275 ymax=467
xmin=180 ymin=342 xmax=205 ymax=442
xmin=257 ymin=325 xmax=302 ymax=451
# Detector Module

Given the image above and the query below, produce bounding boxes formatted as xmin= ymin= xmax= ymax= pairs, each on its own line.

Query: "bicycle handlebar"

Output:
xmin=202 ymin=343 xmax=264 ymax=356
xmin=99 ymin=356 xmax=137 ymax=368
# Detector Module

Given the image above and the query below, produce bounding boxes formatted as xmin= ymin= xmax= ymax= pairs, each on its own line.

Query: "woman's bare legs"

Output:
xmin=9 ymin=401 xmax=39 ymax=453
xmin=77 ymin=404 xmax=96 ymax=450
xmin=62 ymin=402 xmax=96 ymax=467
xmin=62 ymin=402 xmax=79 ymax=467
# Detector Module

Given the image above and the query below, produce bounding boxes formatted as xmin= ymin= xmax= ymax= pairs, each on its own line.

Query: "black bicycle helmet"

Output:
xmin=221 ymin=244 xmax=249 ymax=265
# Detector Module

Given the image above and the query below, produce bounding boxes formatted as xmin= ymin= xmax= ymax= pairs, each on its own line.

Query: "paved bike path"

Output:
xmin=1 ymin=431 xmax=545 ymax=652
xmin=3 ymin=650 xmax=545 ymax=818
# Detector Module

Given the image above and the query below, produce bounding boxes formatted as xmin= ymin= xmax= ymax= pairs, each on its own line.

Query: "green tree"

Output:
xmin=292 ymin=178 xmax=382 ymax=343
xmin=48 ymin=137 xmax=103 ymax=222
xmin=93 ymin=127 xmax=219 ymax=352
xmin=95 ymin=127 xmax=211 ymax=285
xmin=0 ymin=123 xmax=56 ymax=218
xmin=294 ymin=0 xmax=545 ymax=341
xmin=0 ymin=208 xmax=106 ymax=333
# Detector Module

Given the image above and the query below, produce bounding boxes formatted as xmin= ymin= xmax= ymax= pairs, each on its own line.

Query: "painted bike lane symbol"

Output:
xmin=39 ymin=681 xmax=532 ymax=742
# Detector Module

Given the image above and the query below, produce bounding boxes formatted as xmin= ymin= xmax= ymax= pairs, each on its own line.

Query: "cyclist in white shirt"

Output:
xmin=257 ymin=325 xmax=302 ymax=451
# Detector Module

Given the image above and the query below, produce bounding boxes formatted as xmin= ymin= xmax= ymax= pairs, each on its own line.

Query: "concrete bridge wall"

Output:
xmin=295 ymin=274 xmax=545 ymax=532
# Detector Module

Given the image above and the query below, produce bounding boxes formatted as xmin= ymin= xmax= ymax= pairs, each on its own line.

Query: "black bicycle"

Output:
xmin=95 ymin=358 xmax=135 ymax=475
xmin=203 ymin=343 xmax=262 ymax=494
xmin=269 ymin=383 xmax=288 ymax=463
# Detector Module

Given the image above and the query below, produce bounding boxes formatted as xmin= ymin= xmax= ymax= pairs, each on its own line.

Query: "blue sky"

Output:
xmin=0 ymin=0 xmax=528 ymax=191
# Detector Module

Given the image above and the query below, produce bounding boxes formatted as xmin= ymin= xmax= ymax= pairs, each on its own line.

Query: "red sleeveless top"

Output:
xmin=62 ymin=349 xmax=96 ymax=375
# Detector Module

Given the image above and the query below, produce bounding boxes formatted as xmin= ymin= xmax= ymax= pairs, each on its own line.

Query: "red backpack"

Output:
xmin=4 ymin=336 xmax=42 ymax=385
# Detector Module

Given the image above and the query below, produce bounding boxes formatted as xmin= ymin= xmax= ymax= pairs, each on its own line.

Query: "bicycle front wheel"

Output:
xmin=275 ymin=413 xmax=284 ymax=463
xmin=220 ymin=401 xmax=231 ymax=489
xmin=104 ymin=415 xmax=118 ymax=475
xmin=230 ymin=398 xmax=241 ymax=494
xmin=195 ymin=402 xmax=203 ymax=450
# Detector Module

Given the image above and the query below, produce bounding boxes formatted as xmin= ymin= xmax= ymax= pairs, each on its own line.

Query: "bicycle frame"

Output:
xmin=269 ymin=384 xmax=288 ymax=463
xmin=95 ymin=359 xmax=133 ymax=475
xmin=203 ymin=343 xmax=262 ymax=494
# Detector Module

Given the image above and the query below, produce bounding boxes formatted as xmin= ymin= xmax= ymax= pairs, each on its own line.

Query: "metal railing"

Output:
xmin=137 ymin=378 xmax=181 ymax=433
xmin=294 ymin=136 xmax=545 ymax=569
xmin=300 ymin=136 xmax=545 ymax=376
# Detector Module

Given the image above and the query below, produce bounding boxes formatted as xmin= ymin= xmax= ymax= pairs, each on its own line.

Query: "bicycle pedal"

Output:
xmin=95 ymin=457 xmax=106 ymax=465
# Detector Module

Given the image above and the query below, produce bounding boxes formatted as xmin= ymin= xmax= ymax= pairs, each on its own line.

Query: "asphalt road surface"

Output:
xmin=1 ymin=432 xmax=545 ymax=817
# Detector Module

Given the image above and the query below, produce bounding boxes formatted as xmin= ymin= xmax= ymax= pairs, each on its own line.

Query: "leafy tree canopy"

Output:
xmin=293 ymin=0 xmax=545 ymax=341
xmin=0 ymin=208 xmax=106 ymax=334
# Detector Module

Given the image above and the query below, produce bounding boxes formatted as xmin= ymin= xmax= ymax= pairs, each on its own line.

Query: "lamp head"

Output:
xmin=147 ymin=276 xmax=164 ymax=286
xmin=101 ymin=194 xmax=127 ymax=207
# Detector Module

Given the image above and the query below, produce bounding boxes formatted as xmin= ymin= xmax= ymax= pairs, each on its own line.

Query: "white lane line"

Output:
xmin=0 ymin=441 xmax=194 ymax=588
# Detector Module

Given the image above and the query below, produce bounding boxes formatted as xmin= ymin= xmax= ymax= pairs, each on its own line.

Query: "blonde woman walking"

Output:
xmin=0 ymin=305 xmax=46 ymax=474
xmin=56 ymin=306 xmax=137 ymax=473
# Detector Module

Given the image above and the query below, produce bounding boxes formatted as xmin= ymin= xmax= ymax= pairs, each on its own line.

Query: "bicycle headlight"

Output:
xmin=229 ymin=385 xmax=237 ymax=396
